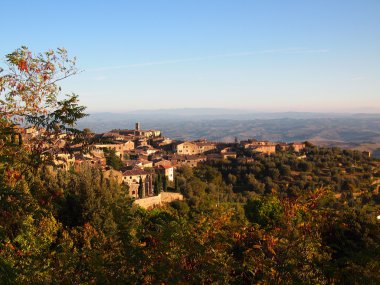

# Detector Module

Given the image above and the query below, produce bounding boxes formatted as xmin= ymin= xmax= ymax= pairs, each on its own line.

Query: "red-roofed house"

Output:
xmin=154 ymin=164 xmax=174 ymax=182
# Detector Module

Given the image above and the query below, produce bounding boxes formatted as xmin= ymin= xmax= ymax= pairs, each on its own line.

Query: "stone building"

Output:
xmin=176 ymin=140 xmax=216 ymax=155
xmin=289 ymin=142 xmax=306 ymax=152
xmin=241 ymin=139 xmax=277 ymax=155
xmin=113 ymin=122 xmax=161 ymax=139
xmin=122 ymin=169 xmax=153 ymax=198
xmin=168 ymin=154 xmax=206 ymax=168
xmin=241 ymin=139 xmax=272 ymax=149
xmin=94 ymin=141 xmax=134 ymax=153
xmin=250 ymin=144 xmax=276 ymax=155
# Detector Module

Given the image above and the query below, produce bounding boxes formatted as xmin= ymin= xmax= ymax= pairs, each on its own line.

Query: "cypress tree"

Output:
xmin=163 ymin=175 xmax=167 ymax=192
xmin=138 ymin=177 xmax=143 ymax=198
xmin=174 ymin=177 xmax=180 ymax=192
xmin=158 ymin=173 xmax=162 ymax=194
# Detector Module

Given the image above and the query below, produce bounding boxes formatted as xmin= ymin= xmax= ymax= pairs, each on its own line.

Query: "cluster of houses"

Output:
xmin=11 ymin=122 xmax=307 ymax=200
xmin=241 ymin=139 xmax=306 ymax=155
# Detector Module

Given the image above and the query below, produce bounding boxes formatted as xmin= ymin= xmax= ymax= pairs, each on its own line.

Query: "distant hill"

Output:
xmin=83 ymin=109 xmax=380 ymax=121
xmin=78 ymin=109 xmax=380 ymax=157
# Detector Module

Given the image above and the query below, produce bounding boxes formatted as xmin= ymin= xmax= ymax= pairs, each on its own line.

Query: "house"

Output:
xmin=122 ymin=169 xmax=153 ymax=198
xmin=124 ymin=159 xmax=152 ymax=169
xmin=193 ymin=139 xmax=216 ymax=153
xmin=135 ymin=138 xmax=149 ymax=147
xmin=290 ymin=142 xmax=306 ymax=152
xmin=219 ymin=148 xmax=237 ymax=159
xmin=251 ymin=144 xmax=276 ymax=155
xmin=241 ymin=139 xmax=276 ymax=155
xmin=126 ymin=148 xmax=156 ymax=160
xmin=176 ymin=141 xmax=199 ymax=155
xmin=94 ymin=141 xmax=135 ymax=155
xmin=151 ymin=137 xmax=173 ymax=148
xmin=137 ymin=159 xmax=153 ymax=168
xmin=154 ymin=164 xmax=174 ymax=182
xmin=176 ymin=140 xmax=216 ymax=155
xmin=169 ymin=154 xmax=206 ymax=168
xmin=75 ymin=155 xmax=106 ymax=169
xmin=153 ymin=159 xmax=172 ymax=168
xmin=241 ymin=139 xmax=269 ymax=149
xmin=276 ymin=142 xmax=288 ymax=151
xmin=136 ymin=145 xmax=159 ymax=155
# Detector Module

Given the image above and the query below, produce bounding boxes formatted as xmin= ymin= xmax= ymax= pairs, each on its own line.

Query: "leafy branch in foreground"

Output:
xmin=0 ymin=46 xmax=87 ymax=174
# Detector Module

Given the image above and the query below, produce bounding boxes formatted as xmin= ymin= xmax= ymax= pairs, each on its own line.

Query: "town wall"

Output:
xmin=161 ymin=192 xmax=184 ymax=203
xmin=133 ymin=192 xmax=184 ymax=209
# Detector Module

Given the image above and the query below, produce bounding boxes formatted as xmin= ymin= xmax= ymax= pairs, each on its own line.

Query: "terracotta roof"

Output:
xmin=154 ymin=164 xmax=173 ymax=170
xmin=170 ymin=154 xmax=206 ymax=160
xmin=154 ymin=159 xmax=173 ymax=167
xmin=122 ymin=169 xmax=148 ymax=176
xmin=194 ymin=142 xmax=215 ymax=147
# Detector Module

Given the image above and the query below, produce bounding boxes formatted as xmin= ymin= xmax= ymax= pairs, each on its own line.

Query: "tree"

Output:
xmin=297 ymin=160 xmax=312 ymax=172
xmin=154 ymin=172 xmax=163 ymax=195
xmin=227 ymin=173 xmax=237 ymax=185
xmin=138 ymin=177 xmax=144 ymax=199
xmin=83 ymin=128 xmax=94 ymax=138
xmin=0 ymin=47 xmax=88 ymax=284
xmin=174 ymin=177 xmax=180 ymax=192
xmin=163 ymin=174 xmax=167 ymax=192
xmin=244 ymin=196 xmax=284 ymax=228
xmin=104 ymin=148 xmax=123 ymax=170
xmin=0 ymin=46 xmax=87 ymax=173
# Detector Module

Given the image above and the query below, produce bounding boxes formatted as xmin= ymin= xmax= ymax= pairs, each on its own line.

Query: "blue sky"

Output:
xmin=2 ymin=0 xmax=380 ymax=112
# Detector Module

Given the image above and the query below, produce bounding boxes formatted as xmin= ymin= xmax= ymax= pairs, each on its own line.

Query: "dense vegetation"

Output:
xmin=1 ymin=47 xmax=380 ymax=284
xmin=1 ymin=154 xmax=380 ymax=284
xmin=200 ymin=145 xmax=380 ymax=200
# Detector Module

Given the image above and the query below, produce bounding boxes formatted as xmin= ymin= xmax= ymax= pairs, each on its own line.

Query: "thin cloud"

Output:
xmin=89 ymin=48 xmax=329 ymax=72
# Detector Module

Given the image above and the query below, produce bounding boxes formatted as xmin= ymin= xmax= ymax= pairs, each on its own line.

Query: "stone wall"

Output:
xmin=133 ymin=192 xmax=184 ymax=209
xmin=133 ymin=195 xmax=162 ymax=209
xmin=161 ymin=192 xmax=184 ymax=203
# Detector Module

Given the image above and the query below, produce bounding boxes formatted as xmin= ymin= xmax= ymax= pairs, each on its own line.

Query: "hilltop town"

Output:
xmin=12 ymin=122 xmax=312 ymax=205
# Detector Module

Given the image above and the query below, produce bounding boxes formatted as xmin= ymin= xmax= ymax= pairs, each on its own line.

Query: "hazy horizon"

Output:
xmin=87 ymin=107 xmax=380 ymax=115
